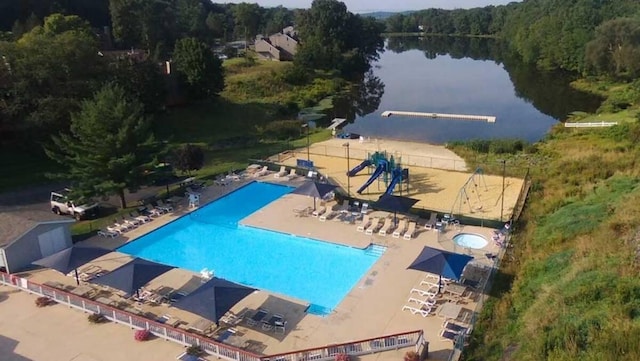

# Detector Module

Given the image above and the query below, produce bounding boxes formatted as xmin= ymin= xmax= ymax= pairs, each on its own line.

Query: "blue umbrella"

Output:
xmin=91 ymin=258 xmax=175 ymax=296
xmin=172 ymin=277 xmax=256 ymax=324
xmin=291 ymin=181 xmax=337 ymax=210
xmin=32 ymin=246 xmax=111 ymax=285
xmin=407 ymin=246 xmax=473 ymax=291
xmin=373 ymin=194 xmax=419 ymax=225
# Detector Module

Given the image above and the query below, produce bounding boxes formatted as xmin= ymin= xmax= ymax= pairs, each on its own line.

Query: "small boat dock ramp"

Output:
xmin=381 ymin=110 xmax=496 ymax=123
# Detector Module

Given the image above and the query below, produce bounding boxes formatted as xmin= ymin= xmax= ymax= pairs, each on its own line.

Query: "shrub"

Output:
xmin=35 ymin=296 xmax=55 ymax=307
xmin=134 ymin=329 xmax=151 ymax=341
xmin=404 ymin=350 xmax=420 ymax=361
xmin=335 ymin=354 xmax=349 ymax=361
xmin=186 ymin=345 xmax=205 ymax=356
xmin=87 ymin=313 xmax=106 ymax=324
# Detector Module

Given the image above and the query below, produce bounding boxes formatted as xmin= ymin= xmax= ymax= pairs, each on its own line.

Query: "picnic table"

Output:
xmin=436 ymin=302 xmax=463 ymax=320
xmin=70 ymin=285 xmax=95 ymax=297
xmin=188 ymin=318 xmax=215 ymax=334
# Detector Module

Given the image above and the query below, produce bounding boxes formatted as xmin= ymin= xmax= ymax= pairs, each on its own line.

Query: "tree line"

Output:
xmin=384 ymin=0 xmax=640 ymax=79
xmin=0 ymin=0 xmax=383 ymax=208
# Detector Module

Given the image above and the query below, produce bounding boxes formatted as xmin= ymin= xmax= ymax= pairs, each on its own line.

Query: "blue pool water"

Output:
xmin=453 ymin=233 xmax=488 ymax=249
xmin=118 ymin=182 xmax=382 ymax=315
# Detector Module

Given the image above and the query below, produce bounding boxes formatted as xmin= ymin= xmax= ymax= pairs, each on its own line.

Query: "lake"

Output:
xmin=337 ymin=36 xmax=601 ymax=144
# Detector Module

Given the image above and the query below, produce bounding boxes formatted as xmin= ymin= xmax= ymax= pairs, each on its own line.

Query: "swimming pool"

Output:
xmin=118 ymin=182 xmax=382 ymax=315
xmin=453 ymin=233 xmax=488 ymax=249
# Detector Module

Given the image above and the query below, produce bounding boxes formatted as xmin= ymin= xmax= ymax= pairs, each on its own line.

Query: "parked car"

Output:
xmin=50 ymin=189 xmax=99 ymax=220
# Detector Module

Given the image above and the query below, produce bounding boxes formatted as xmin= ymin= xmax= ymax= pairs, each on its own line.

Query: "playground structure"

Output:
xmin=347 ymin=151 xmax=409 ymax=196
xmin=450 ymin=168 xmax=489 ymax=216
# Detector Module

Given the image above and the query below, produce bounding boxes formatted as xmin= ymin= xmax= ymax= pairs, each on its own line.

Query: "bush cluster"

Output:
xmin=134 ymin=329 xmax=151 ymax=341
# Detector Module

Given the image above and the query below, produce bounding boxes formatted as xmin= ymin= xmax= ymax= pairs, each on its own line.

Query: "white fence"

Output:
xmin=564 ymin=122 xmax=617 ymax=128
xmin=0 ymin=272 xmax=422 ymax=361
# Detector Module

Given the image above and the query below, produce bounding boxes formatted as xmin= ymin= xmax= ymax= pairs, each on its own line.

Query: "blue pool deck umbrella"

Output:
xmin=32 ymin=246 xmax=112 ymax=285
xmin=407 ymin=246 xmax=474 ymax=291
xmin=291 ymin=181 xmax=338 ymax=210
xmin=91 ymin=258 xmax=175 ymax=297
xmin=372 ymin=194 xmax=419 ymax=225
xmin=172 ymin=277 xmax=256 ymax=325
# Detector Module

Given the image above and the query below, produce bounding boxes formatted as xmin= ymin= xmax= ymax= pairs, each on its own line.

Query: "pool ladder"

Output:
xmin=365 ymin=244 xmax=387 ymax=257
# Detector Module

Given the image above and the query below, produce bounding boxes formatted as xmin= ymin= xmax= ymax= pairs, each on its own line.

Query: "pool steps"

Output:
xmin=364 ymin=244 xmax=387 ymax=257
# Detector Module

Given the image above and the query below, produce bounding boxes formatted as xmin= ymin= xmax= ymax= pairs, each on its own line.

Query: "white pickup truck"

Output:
xmin=50 ymin=189 xmax=99 ymax=220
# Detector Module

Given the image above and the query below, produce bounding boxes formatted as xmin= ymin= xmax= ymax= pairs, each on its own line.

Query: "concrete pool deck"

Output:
xmin=6 ymin=139 xmax=518 ymax=360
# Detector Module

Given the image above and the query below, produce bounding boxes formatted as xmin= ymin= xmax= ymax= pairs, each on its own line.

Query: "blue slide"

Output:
xmin=347 ymin=160 xmax=372 ymax=177
xmin=357 ymin=160 xmax=387 ymax=194
xmin=384 ymin=168 xmax=404 ymax=195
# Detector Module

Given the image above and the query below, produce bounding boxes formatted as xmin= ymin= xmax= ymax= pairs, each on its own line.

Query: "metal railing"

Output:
xmin=0 ymin=272 xmax=422 ymax=361
xmin=262 ymin=329 xmax=423 ymax=361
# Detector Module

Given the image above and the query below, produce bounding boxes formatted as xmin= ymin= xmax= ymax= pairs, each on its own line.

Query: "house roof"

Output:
xmin=0 ymin=210 xmax=75 ymax=248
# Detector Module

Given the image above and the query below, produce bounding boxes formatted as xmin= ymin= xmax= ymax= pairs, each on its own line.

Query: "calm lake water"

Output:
xmin=339 ymin=37 xmax=601 ymax=144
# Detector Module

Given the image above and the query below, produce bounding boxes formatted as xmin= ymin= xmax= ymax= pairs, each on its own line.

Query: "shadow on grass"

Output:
xmin=487 ymin=269 xmax=515 ymax=299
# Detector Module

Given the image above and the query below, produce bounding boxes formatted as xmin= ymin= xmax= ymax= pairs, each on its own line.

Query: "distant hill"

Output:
xmin=359 ymin=11 xmax=414 ymax=19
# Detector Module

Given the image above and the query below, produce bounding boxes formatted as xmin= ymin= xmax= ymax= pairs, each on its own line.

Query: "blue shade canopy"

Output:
xmin=32 ymin=246 xmax=111 ymax=275
xmin=407 ymin=246 xmax=473 ymax=281
xmin=172 ymin=277 xmax=256 ymax=324
xmin=91 ymin=258 xmax=175 ymax=296
xmin=291 ymin=181 xmax=338 ymax=210
xmin=373 ymin=194 xmax=419 ymax=214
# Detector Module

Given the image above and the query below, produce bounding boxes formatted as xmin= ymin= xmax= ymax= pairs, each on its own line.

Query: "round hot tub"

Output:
xmin=453 ymin=233 xmax=488 ymax=249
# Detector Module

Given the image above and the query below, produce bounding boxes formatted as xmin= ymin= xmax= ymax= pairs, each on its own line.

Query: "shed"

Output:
xmin=0 ymin=210 xmax=75 ymax=274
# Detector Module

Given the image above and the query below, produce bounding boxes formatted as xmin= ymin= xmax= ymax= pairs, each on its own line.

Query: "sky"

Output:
xmin=219 ymin=1 xmax=519 ymax=13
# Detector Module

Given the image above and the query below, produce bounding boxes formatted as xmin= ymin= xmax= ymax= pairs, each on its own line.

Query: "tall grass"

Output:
xmin=463 ymin=117 xmax=640 ymax=360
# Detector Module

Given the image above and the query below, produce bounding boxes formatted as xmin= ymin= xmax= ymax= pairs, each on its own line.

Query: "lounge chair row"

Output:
xmin=274 ymin=166 xmax=299 ymax=180
xmin=245 ymin=308 xmax=287 ymax=334
xmin=355 ymin=216 xmax=417 ymax=239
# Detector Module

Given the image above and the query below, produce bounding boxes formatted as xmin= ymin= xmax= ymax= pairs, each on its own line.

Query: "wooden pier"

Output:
xmin=381 ymin=110 xmax=496 ymax=123
xmin=564 ymin=121 xmax=617 ymax=128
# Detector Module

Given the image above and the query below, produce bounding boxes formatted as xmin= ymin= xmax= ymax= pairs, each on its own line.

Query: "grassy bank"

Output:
xmin=459 ymin=86 xmax=640 ymax=359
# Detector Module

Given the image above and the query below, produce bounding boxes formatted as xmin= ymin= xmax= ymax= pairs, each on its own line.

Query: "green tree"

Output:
xmin=172 ymin=143 xmax=204 ymax=175
xmin=0 ymin=13 xmax=107 ymax=146
xmin=172 ymin=37 xmax=225 ymax=100
xmin=45 ymin=83 xmax=163 ymax=209
xmin=585 ymin=18 xmax=640 ymax=78
xmin=232 ymin=2 xmax=261 ymax=45
xmin=109 ymin=58 xmax=167 ymax=113
xmin=206 ymin=12 xmax=228 ymax=39
xmin=109 ymin=0 xmax=142 ymax=47
xmin=295 ymin=0 xmax=384 ymax=77
xmin=175 ymin=0 xmax=207 ymax=39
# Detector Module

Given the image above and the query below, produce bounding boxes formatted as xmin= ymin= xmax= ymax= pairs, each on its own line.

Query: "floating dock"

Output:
xmin=564 ymin=121 xmax=617 ymax=128
xmin=381 ymin=110 xmax=496 ymax=123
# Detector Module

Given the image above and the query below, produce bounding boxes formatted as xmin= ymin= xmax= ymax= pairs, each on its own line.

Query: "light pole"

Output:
xmin=343 ymin=142 xmax=350 ymax=197
xmin=301 ymin=123 xmax=310 ymax=161
xmin=500 ymin=159 xmax=506 ymax=222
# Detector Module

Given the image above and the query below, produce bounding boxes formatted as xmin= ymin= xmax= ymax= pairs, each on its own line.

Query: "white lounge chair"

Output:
xmin=392 ymin=219 xmax=407 ymax=238
xmin=360 ymin=203 xmax=369 ymax=214
xmin=98 ymin=229 xmax=119 ymax=238
xmin=356 ymin=215 xmax=371 ymax=232
xmin=408 ymin=297 xmax=437 ymax=308
xmin=312 ymin=206 xmax=326 ymax=218
xmin=410 ymin=287 xmax=438 ymax=299
xmin=365 ymin=217 xmax=381 ymax=235
xmin=378 ymin=217 xmax=392 ymax=236
xmin=130 ymin=211 xmax=152 ymax=223
xmin=143 ymin=204 xmax=165 ymax=217
xmin=403 ymin=221 xmax=417 ymax=240
xmin=274 ymin=166 xmax=287 ymax=178
xmin=107 ymin=225 xmax=126 ymax=234
xmin=113 ymin=219 xmax=135 ymax=230
xmin=156 ymin=200 xmax=174 ymax=212
xmin=425 ymin=212 xmax=437 ymax=231
xmin=286 ymin=169 xmax=298 ymax=180
xmin=253 ymin=166 xmax=269 ymax=178
xmin=402 ymin=305 xmax=433 ymax=317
